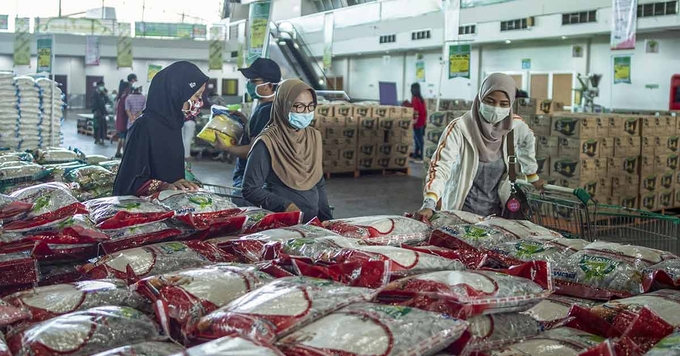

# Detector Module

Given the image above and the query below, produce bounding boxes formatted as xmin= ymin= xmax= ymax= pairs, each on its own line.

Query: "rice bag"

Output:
xmin=522 ymin=294 xmax=598 ymax=326
xmin=90 ymin=342 xmax=185 ymax=356
xmin=34 ymin=147 xmax=78 ymax=164
xmin=83 ymin=155 xmax=109 ymax=165
xmin=429 ymin=210 xmax=483 ymax=228
xmin=646 ymin=331 xmax=680 ymax=356
xmin=31 ymin=242 xmax=100 ymax=262
xmin=3 ymin=279 xmax=151 ymax=324
xmin=0 ymin=251 xmax=38 ymax=286
xmin=0 ymin=299 xmax=30 ymax=327
xmin=99 ymin=160 xmax=120 ymax=174
xmin=323 ymin=215 xmax=432 ymax=245
xmin=489 ymin=327 xmax=604 ymax=356
xmin=64 ymin=165 xmax=115 ymax=190
xmin=0 ymin=161 xmax=44 ymax=180
xmin=133 ymin=263 xmax=275 ymax=339
xmin=100 ymin=221 xmax=182 ymax=253
xmin=643 ymin=259 xmax=680 ymax=291
xmin=83 ymin=241 xmax=237 ymax=282
xmin=377 ymin=261 xmax=552 ymax=318
xmin=590 ymin=289 xmax=680 ymax=329
xmin=6 ymin=306 xmax=163 ymax=356
xmin=0 ymin=332 xmax=9 ymax=356
xmin=277 ymin=302 xmax=470 ymax=356
xmin=181 ymin=334 xmax=285 ymax=356
xmin=478 ymin=218 xmax=563 ymax=239
xmin=456 ymin=313 xmax=544 ymax=354
xmin=0 ymin=152 xmax=34 ymax=164
xmin=0 ymin=193 xmax=32 ymax=219
xmin=2 ymin=215 xmax=109 ymax=249
xmin=486 ymin=237 xmax=589 ymax=268
xmin=240 ymin=208 xmax=303 ymax=233
xmin=196 ymin=105 xmax=245 ymax=147
xmin=4 ymin=183 xmax=87 ymax=230
xmin=192 ymin=277 xmax=376 ymax=344
xmin=430 ymin=224 xmax=516 ymax=253
xmin=554 ymin=241 xmax=676 ymax=299
xmin=352 ymin=245 xmax=465 ymax=278
xmin=151 ymin=190 xmax=237 ymax=229
xmin=85 ymin=196 xmax=174 ymax=229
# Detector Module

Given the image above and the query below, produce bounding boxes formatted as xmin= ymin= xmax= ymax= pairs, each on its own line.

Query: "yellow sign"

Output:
xmin=614 ymin=56 xmax=631 ymax=84
xmin=448 ymin=44 xmax=471 ymax=79
xmin=147 ymin=64 xmax=162 ymax=82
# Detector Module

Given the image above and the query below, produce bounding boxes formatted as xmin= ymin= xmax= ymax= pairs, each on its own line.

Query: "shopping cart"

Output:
xmin=516 ymin=180 xmax=680 ymax=255
xmin=200 ymin=183 xmax=243 ymax=200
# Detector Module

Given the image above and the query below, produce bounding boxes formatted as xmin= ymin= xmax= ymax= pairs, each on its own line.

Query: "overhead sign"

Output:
xmin=415 ymin=54 xmax=426 ymax=83
xmin=135 ymin=22 xmax=207 ymax=39
xmin=521 ymin=58 xmax=531 ymax=69
xmin=611 ymin=0 xmax=638 ymax=50
xmin=36 ymin=17 xmax=115 ymax=36
xmin=147 ymin=64 xmax=162 ymax=82
xmin=614 ymin=56 xmax=632 ymax=84
xmin=85 ymin=36 xmax=101 ymax=66
xmin=37 ymin=35 xmax=54 ymax=73
xmin=209 ymin=25 xmax=226 ymax=70
xmin=448 ymin=44 xmax=471 ymax=79
xmin=322 ymin=13 xmax=334 ymax=70
xmin=14 ymin=18 xmax=31 ymax=66
xmin=246 ymin=0 xmax=271 ymax=65
xmin=117 ymin=23 xmax=133 ymax=68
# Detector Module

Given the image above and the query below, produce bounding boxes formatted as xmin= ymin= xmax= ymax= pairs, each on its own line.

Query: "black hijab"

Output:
xmin=113 ymin=61 xmax=209 ymax=196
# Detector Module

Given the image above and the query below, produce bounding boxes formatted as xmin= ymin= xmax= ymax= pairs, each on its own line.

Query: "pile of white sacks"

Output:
xmin=0 ymin=72 xmax=65 ymax=150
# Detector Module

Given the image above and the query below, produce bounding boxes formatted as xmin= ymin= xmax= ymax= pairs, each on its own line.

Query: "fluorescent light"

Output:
xmin=505 ymin=40 xmax=512 ymax=44
xmin=562 ymin=36 xmax=568 ymax=39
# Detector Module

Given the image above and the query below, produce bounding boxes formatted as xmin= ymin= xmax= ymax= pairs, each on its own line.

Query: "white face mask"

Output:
xmin=479 ymin=102 xmax=510 ymax=124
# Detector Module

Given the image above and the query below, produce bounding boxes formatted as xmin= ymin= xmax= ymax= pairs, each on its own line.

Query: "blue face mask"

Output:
xmin=288 ymin=111 xmax=314 ymax=130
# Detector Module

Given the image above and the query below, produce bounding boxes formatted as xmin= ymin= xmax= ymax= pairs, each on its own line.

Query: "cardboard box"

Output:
xmin=320 ymin=116 xmax=345 ymax=127
xmin=322 ymin=125 xmax=346 ymax=139
xmin=389 ymin=156 xmax=410 ymax=169
xmin=611 ymin=174 xmax=641 ymax=195
xmin=676 ymin=170 xmax=680 ymax=188
xmin=675 ymin=189 xmax=680 ymax=207
xmin=558 ymin=137 xmax=601 ymax=159
xmin=537 ymin=136 xmax=559 ymax=157
xmin=609 ymin=116 xmax=641 ymax=137
xmin=353 ymin=106 xmax=373 ymax=118
xmin=439 ymin=99 xmax=469 ymax=111
xmin=373 ymin=106 xmax=392 ymax=119
xmin=536 ymin=155 xmax=550 ymax=177
xmin=392 ymin=143 xmax=410 ymax=157
xmin=640 ymin=155 xmax=656 ymax=175
xmin=658 ymin=116 xmax=677 ymax=135
xmin=346 ymin=116 xmax=359 ymax=127
xmin=608 ymin=156 xmax=641 ymax=176
xmin=323 ymin=148 xmax=339 ymax=161
xmin=358 ymin=129 xmax=382 ymax=145
xmin=667 ymin=136 xmax=680 ymax=154
xmin=359 ymin=117 xmax=378 ymax=131
xmin=641 ymin=136 xmax=656 ymax=156
xmin=659 ymin=189 xmax=675 ymax=209
xmin=324 ymin=159 xmax=356 ymax=173
xmin=357 ymin=143 xmax=377 ymax=159
xmin=551 ymin=115 xmax=607 ymax=139
xmin=390 ymin=106 xmax=413 ymax=119
xmin=613 ymin=137 xmax=642 ymax=158
xmin=315 ymin=105 xmax=335 ymax=118
xmin=339 ymin=147 xmax=357 ymax=161
xmin=536 ymin=99 xmax=564 ymax=115
xmin=378 ymin=143 xmax=393 ymax=157
xmin=618 ymin=194 xmax=640 ymax=209
xmin=395 ymin=118 xmax=413 ymax=131
xmin=334 ymin=105 xmax=354 ymax=119
xmin=375 ymin=157 xmax=392 ymax=169
xmin=641 ymin=116 xmax=658 ymax=136
xmin=424 ymin=143 xmax=438 ymax=163
xmin=553 ymin=176 xmax=610 ymax=198
xmin=357 ymin=157 xmax=379 ymax=170
xmin=514 ymin=98 xmax=537 ymax=116
xmin=551 ymin=158 xmax=602 ymax=180
xmin=640 ymin=172 xmax=660 ymax=193
xmin=378 ymin=117 xmax=395 ymax=131
xmin=657 ymin=154 xmax=680 ymax=172
xmin=640 ymin=192 xmax=658 ymax=211
xmin=324 ymin=135 xmax=356 ymax=147
xmin=428 ymin=112 xmax=448 ymax=128
xmin=600 ymin=137 xmax=615 ymax=158
xmin=387 ymin=130 xmax=413 ymax=144
xmin=529 ymin=115 xmax=552 ymax=137
xmin=426 ymin=126 xmax=445 ymax=145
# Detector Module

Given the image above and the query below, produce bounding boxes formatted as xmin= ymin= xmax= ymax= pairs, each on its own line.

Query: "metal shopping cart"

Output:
xmin=200 ymin=183 xmax=243 ymax=200
xmin=516 ymin=181 xmax=680 ymax=255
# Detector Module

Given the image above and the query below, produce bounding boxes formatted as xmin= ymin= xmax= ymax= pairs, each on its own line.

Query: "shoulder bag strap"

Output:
xmin=507 ymin=129 xmax=517 ymax=183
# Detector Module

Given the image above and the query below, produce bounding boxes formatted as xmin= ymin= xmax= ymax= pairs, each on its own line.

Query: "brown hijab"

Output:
xmin=463 ymin=73 xmax=517 ymax=162
xmin=254 ymin=79 xmax=323 ymax=191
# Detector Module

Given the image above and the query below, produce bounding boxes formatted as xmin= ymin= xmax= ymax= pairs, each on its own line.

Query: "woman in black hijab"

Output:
xmin=113 ymin=61 xmax=209 ymax=196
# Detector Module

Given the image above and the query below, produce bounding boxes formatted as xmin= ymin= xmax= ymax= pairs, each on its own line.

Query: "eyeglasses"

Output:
xmin=291 ymin=103 xmax=317 ymax=113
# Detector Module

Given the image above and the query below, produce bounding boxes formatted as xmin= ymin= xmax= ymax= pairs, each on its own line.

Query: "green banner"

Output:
xmin=415 ymin=54 xmax=426 ymax=82
xmin=448 ymin=44 xmax=471 ymax=79
xmin=209 ymin=41 xmax=224 ymax=70
xmin=14 ymin=18 xmax=31 ymax=66
xmin=322 ymin=13 xmax=334 ymax=70
xmin=36 ymin=17 xmax=115 ymax=35
xmin=247 ymin=0 xmax=271 ymax=65
xmin=117 ymin=23 xmax=133 ymax=68
xmin=0 ymin=15 xmax=8 ymax=30
xmin=135 ymin=22 xmax=207 ymax=39
xmin=148 ymin=64 xmax=162 ymax=82
xmin=614 ymin=56 xmax=631 ymax=84
xmin=36 ymin=35 xmax=54 ymax=73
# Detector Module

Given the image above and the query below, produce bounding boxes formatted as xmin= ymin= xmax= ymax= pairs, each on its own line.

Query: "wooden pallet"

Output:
xmin=77 ymin=128 xmax=117 ymax=141
xmin=324 ymin=167 xmax=410 ymax=179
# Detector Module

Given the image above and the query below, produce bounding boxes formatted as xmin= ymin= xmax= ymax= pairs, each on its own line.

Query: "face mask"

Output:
xmin=183 ymin=97 xmax=203 ymax=119
xmin=479 ymin=102 xmax=510 ymax=125
xmin=246 ymin=81 xmax=275 ymax=99
xmin=288 ymin=111 xmax=314 ymax=130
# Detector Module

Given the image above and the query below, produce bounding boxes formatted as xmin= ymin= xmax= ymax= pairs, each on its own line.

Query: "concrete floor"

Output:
xmin=62 ymin=109 xmax=425 ymax=218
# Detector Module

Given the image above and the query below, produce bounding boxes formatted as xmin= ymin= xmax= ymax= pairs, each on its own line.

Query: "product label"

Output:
xmin=579 ymin=255 xmax=621 ymax=279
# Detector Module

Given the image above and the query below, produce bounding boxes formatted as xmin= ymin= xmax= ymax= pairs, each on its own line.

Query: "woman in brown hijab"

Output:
xmin=241 ymin=79 xmax=333 ymax=222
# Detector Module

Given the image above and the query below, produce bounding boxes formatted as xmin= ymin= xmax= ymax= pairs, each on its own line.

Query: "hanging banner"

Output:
xmin=614 ymin=56 xmax=632 ymax=84
xmin=134 ymin=22 xmax=207 ymax=39
xmin=117 ymin=23 xmax=133 ymax=68
xmin=611 ymin=0 xmax=638 ymax=50
xmin=209 ymin=25 xmax=226 ymax=71
xmin=36 ymin=35 xmax=54 ymax=73
xmin=443 ymin=0 xmax=461 ymax=42
xmin=0 ymin=15 xmax=8 ymax=30
xmin=448 ymin=44 xmax=471 ymax=79
xmin=415 ymin=54 xmax=426 ymax=83
xmin=147 ymin=64 xmax=162 ymax=82
xmin=14 ymin=18 xmax=31 ymax=66
xmin=247 ymin=0 xmax=272 ymax=65
xmin=322 ymin=13 xmax=334 ymax=70
xmin=85 ymin=36 xmax=101 ymax=66
xmin=36 ymin=17 xmax=115 ymax=36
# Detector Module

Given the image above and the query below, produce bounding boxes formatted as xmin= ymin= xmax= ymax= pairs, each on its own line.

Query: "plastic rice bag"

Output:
xmin=554 ymin=242 xmax=677 ymax=299
xmin=83 ymin=241 xmax=237 ymax=282
xmin=429 ymin=210 xmax=483 ymax=228
xmin=478 ymin=218 xmax=563 ymax=240
xmin=277 ymin=302 xmax=470 ymax=356
xmin=133 ymin=263 xmax=275 ymax=339
xmin=3 ymin=279 xmax=151 ymax=324
xmin=646 ymin=331 xmax=680 ymax=356
xmin=489 ymin=327 xmax=604 ymax=356
xmin=590 ymin=289 xmax=680 ymax=329
xmin=643 ymin=259 xmax=680 ymax=291
xmin=4 ymin=183 xmax=87 ymax=230
xmin=181 ymin=334 xmax=285 ymax=356
xmin=64 ymin=166 xmax=115 ymax=190
xmin=100 ymin=221 xmax=182 ymax=253
xmin=90 ymin=342 xmax=185 ymax=356
xmin=99 ymin=160 xmax=121 ymax=174
xmin=0 ymin=251 xmax=38 ymax=286
xmin=430 ymin=224 xmax=516 ymax=253
xmin=85 ymin=196 xmax=174 ymax=230
xmin=522 ymin=294 xmax=598 ymax=326
xmin=377 ymin=261 xmax=551 ymax=318
xmin=32 ymin=243 xmax=99 ymax=262
xmin=2 ymin=214 xmax=108 ymax=249
xmin=0 ymin=152 xmax=34 ymax=164
xmin=0 ymin=193 xmax=32 ymax=219
xmin=83 ymin=155 xmax=109 ymax=165
xmin=486 ymin=237 xmax=589 ymax=268
xmin=0 ymin=332 xmax=9 ymax=356
xmin=352 ymin=245 xmax=465 ymax=278
xmin=240 ymin=208 xmax=303 ymax=233
xmin=6 ymin=306 xmax=163 ymax=356
xmin=0 ymin=299 xmax=30 ymax=327
xmin=196 ymin=105 xmax=245 ymax=147
xmin=324 ymin=215 xmax=432 ymax=246
xmin=192 ymin=277 xmax=376 ymax=344
xmin=34 ymin=147 xmax=78 ymax=164
xmin=0 ymin=161 xmax=44 ymax=180
xmin=457 ymin=313 xmax=543 ymax=354
xmin=151 ymin=190 xmax=238 ymax=229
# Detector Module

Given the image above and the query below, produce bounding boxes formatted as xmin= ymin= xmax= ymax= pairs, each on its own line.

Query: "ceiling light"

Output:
xmin=278 ymin=41 xmax=286 ymax=46
xmin=505 ymin=40 xmax=512 ymax=44
xmin=562 ymin=36 xmax=568 ymax=39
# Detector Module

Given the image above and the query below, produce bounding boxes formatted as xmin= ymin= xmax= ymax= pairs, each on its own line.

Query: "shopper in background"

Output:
xmin=410 ymin=83 xmax=427 ymax=163
xmin=113 ymin=74 xmax=138 ymax=158
xmin=91 ymin=81 xmax=110 ymax=145
xmin=415 ymin=73 xmax=545 ymax=220
xmin=242 ymin=79 xmax=332 ymax=223
xmin=181 ymin=97 xmax=202 ymax=160
xmin=113 ymin=61 xmax=208 ymax=196
xmin=125 ymin=84 xmax=146 ymax=129
xmin=214 ymin=58 xmax=282 ymax=205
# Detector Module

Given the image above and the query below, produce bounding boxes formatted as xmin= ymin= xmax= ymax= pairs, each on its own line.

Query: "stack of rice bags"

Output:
xmin=0 ymin=72 xmax=20 ymax=150
xmin=36 ymin=78 xmax=65 ymax=146
xmin=12 ymin=76 xmax=44 ymax=150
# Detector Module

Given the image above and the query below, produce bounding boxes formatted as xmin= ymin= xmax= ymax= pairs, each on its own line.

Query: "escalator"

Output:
xmin=268 ymin=22 xmax=329 ymax=91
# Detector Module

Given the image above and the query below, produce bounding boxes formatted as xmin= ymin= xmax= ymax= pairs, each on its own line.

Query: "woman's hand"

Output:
xmin=532 ymin=179 xmax=547 ymax=191
xmin=286 ymin=203 xmax=301 ymax=212
xmin=414 ymin=208 xmax=434 ymax=222
xmin=214 ymin=135 xmax=238 ymax=153
xmin=170 ymin=179 xmax=200 ymax=191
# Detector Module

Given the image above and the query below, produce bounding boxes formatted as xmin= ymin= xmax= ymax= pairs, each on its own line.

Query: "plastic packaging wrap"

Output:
xmin=85 ymin=196 xmax=174 ymax=229
xmin=489 ymin=327 xmax=604 ymax=356
xmin=0 ymin=193 xmax=32 ymax=219
xmin=34 ymin=147 xmax=79 ymax=164
xmin=643 ymin=259 xmax=680 ymax=291
xmin=6 ymin=306 xmax=163 ymax=356
xmin=240 ymin=208 xmax=303 ymax=233
xmin=277 ymin=302 xmax=470 ymax=356
xmin=181 ymin=334 xmax=285 ymax=356
xmin=90 ymin=342 xmax=185 ymax=356
xmin=133 ymin=263 xmax=274 ymax=339
xmin=196 ymin=105 xmax=245 ymax=147
xmin=2 ymin=214 xmax=109 ymax=251
xmin=64 ymin=165 xmax=115 ymax=190
xmin=352 ymin=245 xmax=465 ymax=278
xmin=83 ymin=155 xmax=109 ymax=165
xmin=457 ymin=313 xmax=543 ymax=354
xmin=0 ymin=251 xmax=39 ymax=286
xmin=83 ymin=241 xmax=237 ymax=282
xmin=99 ymin=160 xmax=121 ymax=174
xmin=590 ymin=289 xmax=680 ymax=330
xmin=378 ymin=261 xmax=552 ymax=318
xmin=324 ymin=215 xmax=432 ymax=245
xmin=0 ymin=161 xmax=44 ymax=180
xmin=429 ymin=210 xmax=483 ymax=228
xmin=477 ymin=218 xmax=563 ymax=240
xmin=522 ymin=294 xmax=598 ymax=326
xmin=192 ymin=277 xmax=376 ymax=344
xmin=0 ymin=299 xmax=31 ymax=327
xmin=4 ymin=183 xmax=87 ymax=230
xmin=151 ymin=190 xmax=240 ymax=230
xmin=3 ymin=279 xmax=151 ymax=324
xmin=100 ymin=221 xmax=182 ymax=253
xmin=486 ymin=237 xmax=589 ymax=268
xmin=0 ymin=331 xmax=9 ymax=356
xmin=0 ymin=152 xmax=34 ymax=164
xmin=646 ymin=331 xmax=680 ymax=356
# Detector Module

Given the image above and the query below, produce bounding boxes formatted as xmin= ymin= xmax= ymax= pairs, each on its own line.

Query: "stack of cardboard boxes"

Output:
xmin=423 ymin=110 xmax=468 ymax=169
xmin=315 ymin=104 xmax=414 ymax=174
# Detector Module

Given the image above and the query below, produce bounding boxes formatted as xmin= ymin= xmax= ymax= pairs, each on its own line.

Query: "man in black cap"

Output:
xmin=215 ymin=58 xmax=281 ymax=205
xmin=92 ymin=81 xmax=111 ymax=145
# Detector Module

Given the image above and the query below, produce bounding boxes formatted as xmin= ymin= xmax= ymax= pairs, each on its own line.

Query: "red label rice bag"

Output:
xmin=352 ymin=245 xmax=465 ymax=278
xmin=645 ymin=331 xmax=680 ymax=356
xmin=378 ymin=261 xmax=552 ymax=318
xmin=151 ymin=190 xmax=240 ymax=230
xmin=239 ymin=207 xmax=303 ymax=233
xmin=429 ymin=210 xmax=483 ymax=228
xmin=4 ymin=183 xmax=88 ymax=230
xmin=430 ymin=224 xmax=516 ymax=255
xmin=7 ymin=306 xmax=163 ymax=356
xmin=192 ymin=276 xmax=376 ymax=344
xmin=3 ymin=279 xmax=150 ymax=324
xmin=90 ymin=341 xmax=185 ymax=356
xmin=277 ymin=302 xmax=470 ymax=356
xmin=590 ymin=289 xmax=680 ymax=330
xmin=85 ymin=196 xmax=174 ymax=229
xmin=643 ymin=259 xmax=680 ymax=291
xmin=100 ymin=221 xmax=182 ymax=254
xmin=489 ymin=327 xmax=605 ymax=356
xmin=477 ymin=218 xmax=563 ymax=240
xmin=324 ymin=215 xmax=432 ymax=245
xmin=0 ymin=251 xmax=38 ymax=286
xmin=487 ymin=237 xmax=588 ymax=268
xmin=32 ymin=242 xmax=100 ymax=262
xmin=0 ymin=194 xmax=32 ymax=219
xmin=182 ymin=334 xmax=285 ymax=356
xmin=83 ymin=241 xmax=237 ymax=282
xmin=0 ymin=299 xmax=30 ymax=327
xmin=0 ymin=332 xmax=9 ymax=356
xmin=455 ymin=313 xmax=544 ymax=354
xmin=522 ymin=294 xmax=598 ymax=326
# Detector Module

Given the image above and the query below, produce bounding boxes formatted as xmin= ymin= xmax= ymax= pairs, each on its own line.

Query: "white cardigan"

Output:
xmin=424 ymin=115 xmax=539 ymax=211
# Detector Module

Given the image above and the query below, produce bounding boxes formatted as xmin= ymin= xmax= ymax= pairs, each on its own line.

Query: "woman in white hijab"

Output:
xmin=416 ymin=73 xmax=545 ymax=220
